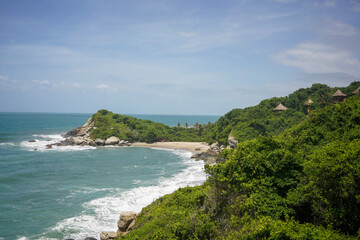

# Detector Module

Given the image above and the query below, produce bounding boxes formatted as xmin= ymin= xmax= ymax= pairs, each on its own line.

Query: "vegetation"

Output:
xmin=209 ymin=82 xmax=360 ymax=145
xmin=90 ymin=110 xmax=213 ymax=143
xmin=117 ymin=82 xmax=360 ymax=240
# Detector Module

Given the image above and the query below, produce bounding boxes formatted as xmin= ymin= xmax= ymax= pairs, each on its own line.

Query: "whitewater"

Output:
xmin=0 ymin=113 xmax=217 ymax=240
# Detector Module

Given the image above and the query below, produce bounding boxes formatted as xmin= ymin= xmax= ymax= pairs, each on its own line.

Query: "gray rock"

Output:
xmin=118 ymin=211 xmax=137 ymax=232
xmin=126 ymin=219 xmax=136 ymax=231
xmin=95 ymin=139 xmax=105 ymax=146
xmin=28 ymin=139 xmax=36 ymax=142
xmin=84 ymin=238 xmax=97 ymax=240
xmin=228 ymin=136 xmax=238 ymax=148
xmin=210 ymin=142 xmax=218 ymax=149
xmin=46 ymin=144 xmax=53 ymax=149
xmin=105 ymin=136 xmax=120 ymax=145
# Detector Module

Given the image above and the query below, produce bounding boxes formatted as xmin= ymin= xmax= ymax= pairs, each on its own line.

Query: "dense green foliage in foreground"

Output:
xmin=90 ymin=110 xmax=213 ymax=142
xmin=120 ymin=95 xmax=360 ymax=239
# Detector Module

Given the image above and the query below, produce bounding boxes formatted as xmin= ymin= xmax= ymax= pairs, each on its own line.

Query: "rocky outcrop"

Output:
xmin=105 ymin=136 xmax=120 ymax=145
xmin=100 ymin=231 xmax=118 ymax=240
xmin=63 ymin=117 xmax=95 ymax=139
xmin=100 ymin=211 xmax=137 ymax=239
xmin=95 ymin=138 xmax=105 ymax=146
xmin=228 ymin=136 xmax=238 ymax=148
xmin=118 ymin=211 xmax=137 ymax=232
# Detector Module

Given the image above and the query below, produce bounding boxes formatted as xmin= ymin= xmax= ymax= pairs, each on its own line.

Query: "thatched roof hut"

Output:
xmin=352 ymin=87 xmax=360 ymax=95
xmin=333 ymin=89 xmax=347 ymax=102
xmin=304 ymin=99 xmax=313 ymax=106
xmin=274 ymin=103 xmax=287 ymax=111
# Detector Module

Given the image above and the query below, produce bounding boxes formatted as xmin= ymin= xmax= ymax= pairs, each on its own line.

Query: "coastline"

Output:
xmin=132 ymin=142 xmax=210 ymax=154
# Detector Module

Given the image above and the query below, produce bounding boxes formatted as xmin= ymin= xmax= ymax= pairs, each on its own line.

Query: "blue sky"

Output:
xmin=0 ymin=0 xmax=359 ymax=115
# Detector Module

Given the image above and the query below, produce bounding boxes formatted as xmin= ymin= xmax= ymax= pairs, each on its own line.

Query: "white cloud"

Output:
xmin=73 ymin=82 xmax=81 ymax=87
xmin=33 ymin=80 xmax=50 ymax=85
xmin=178 ymin=32 xmax=198 ymax=37
xmin=323 ymin=19 xmax=358 ymax=37
xmin=274 ymin=42 xmax=360 ymax=76
xmin=95 ymin=83 xmax=118 ymax=91
xmin=95 ymin=83 xmax=109 ymax=89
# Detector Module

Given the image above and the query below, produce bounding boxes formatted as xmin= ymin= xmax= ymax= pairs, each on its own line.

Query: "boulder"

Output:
xmin=95 ymin=139 xmax=105 ymax=146
xmin=28 ymin=139 xmax=36 ymax=142
xmin=100 ymin=231 xmax=118 ymax=240
xmin=126 ymin=218 xmax=136 ymax=231
xmin=73 ymin=137 xmax=86 ymax=145
xmin=119 ymin=140 xmax=125 ymax=145
xmin=84 ymin=238 xmax=97 ymax=240
xmin=228 ymin=136 xmax=238 ymax=149
xmin=210 ymin=142 xmax=218 ymax=149
xmin=46 ymin=144 xmax=53 ymax=149
xmin=105 ymin=136 xmax=120 ymax=145
xmin=118 ymin=211 xmax=137 ymax=232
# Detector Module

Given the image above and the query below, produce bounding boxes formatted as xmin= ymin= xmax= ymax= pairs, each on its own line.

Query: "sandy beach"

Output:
xmin=132 ymin=142 xmax=210 ymax=154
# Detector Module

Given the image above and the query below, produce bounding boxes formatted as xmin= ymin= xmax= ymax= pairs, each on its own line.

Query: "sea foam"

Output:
xmin=20 ymin=134 xmax=96 ymax=152
xmin=36 ymin=149 xmax=206 ymax=240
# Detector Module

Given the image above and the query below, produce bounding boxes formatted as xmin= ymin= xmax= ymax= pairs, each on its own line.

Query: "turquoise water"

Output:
xmin=0 ymin=113 xmax=219 ymax=240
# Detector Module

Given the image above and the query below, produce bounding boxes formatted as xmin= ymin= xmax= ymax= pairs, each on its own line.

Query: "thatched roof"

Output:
xmin=352 ymin=87 xmax=360 ymax=95
xmin=274 ymin=103 xmax=287 ymax=111
xmin=333 ymin=89 xmax=347 ymax=97
xmin=304 ymin=99 xmax=313 ymax=106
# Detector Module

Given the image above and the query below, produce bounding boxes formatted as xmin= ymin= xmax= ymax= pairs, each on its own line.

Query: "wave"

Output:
xmin=35 ymin=149 xmax=206 ymax=240
xmin=20 ymin=134 xmax=96 ymax=152
xmin=0 ymin=142 xmax=15 ymax=146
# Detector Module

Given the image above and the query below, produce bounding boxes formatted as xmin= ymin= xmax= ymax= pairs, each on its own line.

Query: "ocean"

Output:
xmin=0 ymin=113 xmax=219 ymax=240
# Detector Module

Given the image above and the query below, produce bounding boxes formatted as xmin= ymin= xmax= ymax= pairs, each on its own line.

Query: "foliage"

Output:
xmin=209 ymin=82 xmax=360 ymax=145
xmin=89 ymin=111 xmax=213 ymax=143
xmin=119 ymin=84 xmax=360 ymax=239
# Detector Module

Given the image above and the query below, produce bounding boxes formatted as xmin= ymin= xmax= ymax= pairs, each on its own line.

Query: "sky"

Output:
xmin=0 ymin=0 xmax=359 ymax=115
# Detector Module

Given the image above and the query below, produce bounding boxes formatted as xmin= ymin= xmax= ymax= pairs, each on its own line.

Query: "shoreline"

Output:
xmin=132 ymin=142 xmax=210 ymax=154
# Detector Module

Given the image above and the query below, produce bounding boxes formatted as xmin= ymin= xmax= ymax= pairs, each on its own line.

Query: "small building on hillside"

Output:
xmin=274 ymin=103 xmax=287 ymax=112
xmin=304 ymin=99 xmax=313 ymax=114
xmin=352 ymin=87 xmax=360 ymax=95
xmin=333 ymin=89 xmax=347 ymax=103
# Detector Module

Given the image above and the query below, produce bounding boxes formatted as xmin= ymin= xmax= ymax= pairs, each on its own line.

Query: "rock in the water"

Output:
xmin=105 ymin=136 xmax=120 ymax=145
xmin=117 ymin=211 xmax=137 ymax=232
xmin=95 ymin=139 xmax=105 ymax=146
xmin=28 ymin=139 xmax=36 ymax=142
xmin=100 ymin=231 xmax=118 ymax=240
xmin=46 ymin=144 xmax=53 ymax=149
xmin=84 ymin=238 xmax=97 ymax=240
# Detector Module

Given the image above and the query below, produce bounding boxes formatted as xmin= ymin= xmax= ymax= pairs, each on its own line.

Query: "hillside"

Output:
xmin=209 ymin=82 xmax=360 ymax=145
xmin=117 ymin=91 xmax=360 ymax=239
xmin=88 ymin=110 xmax=213 ymax=143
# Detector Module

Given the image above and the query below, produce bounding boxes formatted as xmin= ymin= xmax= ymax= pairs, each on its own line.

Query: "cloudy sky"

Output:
xmin=0 ymin=0 xmax=359 ymax=115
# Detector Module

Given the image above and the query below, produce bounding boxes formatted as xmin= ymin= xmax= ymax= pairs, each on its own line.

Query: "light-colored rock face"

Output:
xmin=105 ymin=136 xmax=120 ymax=145
xmin=118 ymin=211 xmax=137 ymax=232
xmin=95 ymin=138 xmax=105 ymax=146
xmin=100 ymin=231 xmax=118 ymax=240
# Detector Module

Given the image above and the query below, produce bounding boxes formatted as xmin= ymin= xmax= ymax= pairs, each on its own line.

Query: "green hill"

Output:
xmin=89 ymin=110 xmax=213 ymax=143
xmin=209 ymin=82 xmax=360 ymax=145
xmin=118 ymin=86 xmax=360 ymax=239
